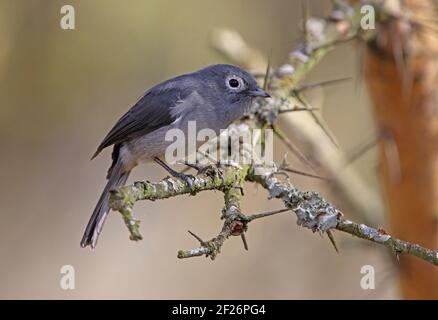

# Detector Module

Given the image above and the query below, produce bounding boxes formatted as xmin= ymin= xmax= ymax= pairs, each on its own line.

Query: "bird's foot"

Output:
xmin=173 ymin=171 xmax=196 ymax=192
xmin=154 ymin=157 xmax=196 ymax=193
xmin=180 ymin=161 xmax=225 ymax=185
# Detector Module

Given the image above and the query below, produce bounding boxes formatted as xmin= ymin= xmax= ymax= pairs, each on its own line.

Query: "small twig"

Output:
xmin=117 ymin=206 xmax=142 ymax=242
xmin=337 ymin=220 xmax=438 ymax=266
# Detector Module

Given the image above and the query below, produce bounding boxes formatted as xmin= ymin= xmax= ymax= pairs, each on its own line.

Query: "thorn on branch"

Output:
xmin=326 ymin=230 xmax=340 ymax=253
xmin=263 ymin=55 xmax=271 ymax=91
xmin=247 ymin=208 xmax=291 ymax=222
xmin=292 ymin=92 xmax=340 ymax=150
xmin=241 ymin=234 xmax=249 ymax=251
xmin=345 ymin=136 xmax=378 ymax=165
xmin=281 ymin=166 xmax=330 ymax=181
xmin=312 ymin=35 xmax=358 ymax=51
xmin=188 ymin=230 xmax=205 ymax=245
xmin=272 ymin=124 xmax=316 ymax=171
xmin=278 ymin=107 xmax=320 ymax=114
xmin=293 ymin=77 xmax=352 ymax=93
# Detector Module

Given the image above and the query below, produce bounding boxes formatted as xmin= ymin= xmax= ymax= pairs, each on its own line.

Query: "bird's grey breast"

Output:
xmin=175 ymin=90 xmax=250 ymax=133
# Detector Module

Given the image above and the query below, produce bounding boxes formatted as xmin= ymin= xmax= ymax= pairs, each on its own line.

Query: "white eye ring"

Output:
xmin=226 ymin=76 xmax=244 ymax=90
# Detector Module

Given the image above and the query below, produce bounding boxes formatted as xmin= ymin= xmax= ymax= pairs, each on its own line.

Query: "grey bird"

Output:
xmin=81 ymin=64 xmax=270 ymax=248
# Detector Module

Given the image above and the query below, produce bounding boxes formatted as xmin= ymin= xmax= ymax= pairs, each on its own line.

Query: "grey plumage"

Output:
xmin=81 ymin=64 xmax=270 ymax=248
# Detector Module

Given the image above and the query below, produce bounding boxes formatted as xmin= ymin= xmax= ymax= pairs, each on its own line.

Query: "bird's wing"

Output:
xmin=92 ymin=80 xmax=193 ymax=159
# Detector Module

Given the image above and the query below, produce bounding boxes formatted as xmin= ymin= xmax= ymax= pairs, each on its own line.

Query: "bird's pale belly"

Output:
xmin=120 ymin=118 xmax=227 ymax=170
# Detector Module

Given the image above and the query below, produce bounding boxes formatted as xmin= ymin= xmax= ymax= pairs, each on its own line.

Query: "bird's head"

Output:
xmin=198 ymin=64 xmax=270 ymax=105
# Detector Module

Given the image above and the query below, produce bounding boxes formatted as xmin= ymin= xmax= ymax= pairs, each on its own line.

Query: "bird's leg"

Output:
xmin=179 ymin=159 xmax=225 ymax=185
xmin=154 ymin=157 xmax=195 ymax=191
xmin=180 ymin=161 xmax=201 ymax=172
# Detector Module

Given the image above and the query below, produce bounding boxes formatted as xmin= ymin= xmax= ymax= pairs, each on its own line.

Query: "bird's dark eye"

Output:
xmin=228 ymin=78 xmax=240 ymax=88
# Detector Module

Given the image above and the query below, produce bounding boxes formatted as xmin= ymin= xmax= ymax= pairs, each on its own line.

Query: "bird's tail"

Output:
xmin=81 ymin=156 xmax=130 ymax=248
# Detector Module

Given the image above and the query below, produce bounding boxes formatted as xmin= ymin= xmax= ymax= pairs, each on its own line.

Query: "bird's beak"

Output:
xmin=249 ymin=87 xmax=271 ymax=98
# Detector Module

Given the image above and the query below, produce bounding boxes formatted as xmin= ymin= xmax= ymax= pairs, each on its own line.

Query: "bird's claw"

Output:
xmin=181 ymin=161 xmax=224 ymax=183
xmin=200 ymin=165 xmax=225 ymax=186
xmin=173 ymin=172 xmax=196 ymax=193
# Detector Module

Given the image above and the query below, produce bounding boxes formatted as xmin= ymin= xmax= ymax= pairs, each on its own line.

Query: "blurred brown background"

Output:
xmin=0 ymin=0 xmax=396 ymax=299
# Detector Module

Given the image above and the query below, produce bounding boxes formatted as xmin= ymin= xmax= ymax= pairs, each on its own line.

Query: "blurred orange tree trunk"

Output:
xmin=365 ymin=0 xmax=438 ymax=299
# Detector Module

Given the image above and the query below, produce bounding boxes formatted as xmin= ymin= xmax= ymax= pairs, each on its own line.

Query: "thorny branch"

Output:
xmin=109 ymin=1 xmax=438 ymax=267
xmin=110 ymin=159 xmax=438 ymax=265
